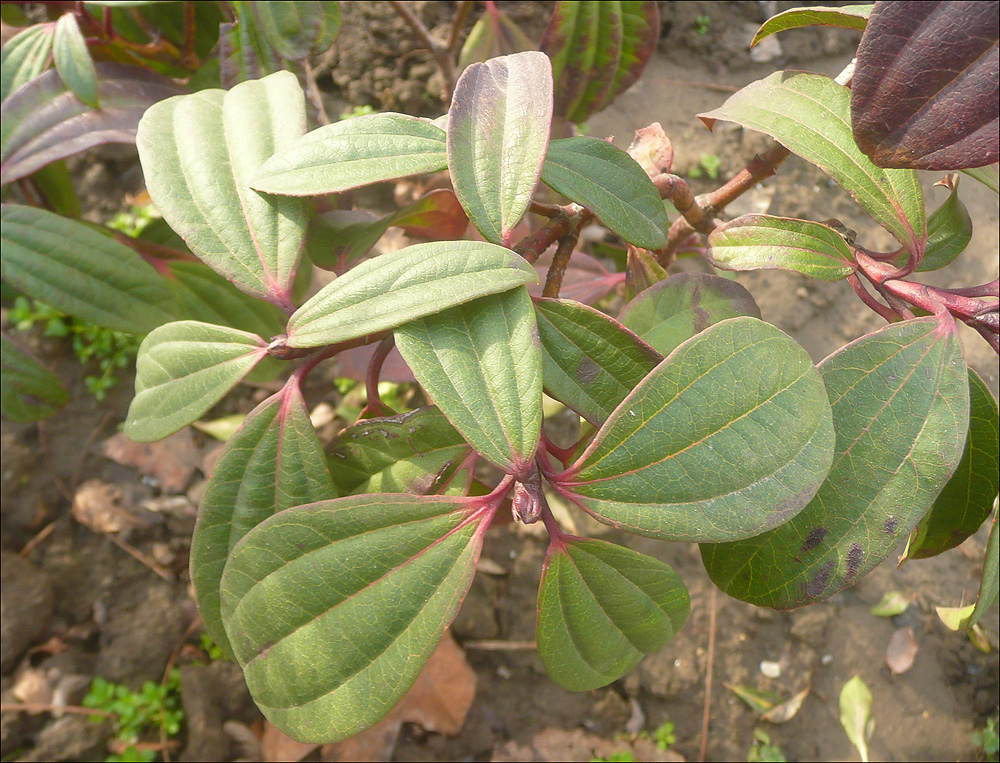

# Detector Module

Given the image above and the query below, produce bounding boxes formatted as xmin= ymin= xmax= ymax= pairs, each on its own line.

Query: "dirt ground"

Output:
xmin=2 ymin=2 xmax=998 ymax=762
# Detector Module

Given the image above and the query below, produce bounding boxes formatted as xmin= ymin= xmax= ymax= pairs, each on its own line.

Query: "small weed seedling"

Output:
xmin=974 ymin=716 xmax=1000 ymax=763
xmin=2 ymin=0 xmax=997 ymax=750
xmin=747 ymin=728 xmax=788 ymax=763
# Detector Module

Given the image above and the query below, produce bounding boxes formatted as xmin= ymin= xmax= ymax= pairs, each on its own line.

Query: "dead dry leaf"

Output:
xmin=761 ymin=687 xmax=809 ymax=724
xmin=12 ymin=668 xmax=53 ymax=707
xmin=102 ymin=428 xmax=200 ymax=492
xmin=72 ymin=480 xmax=144 ymax=534
xmin=885 ymin=626 xmax=918 ymax=674
xmin=323 ymin=630 xmax=476 ymax=762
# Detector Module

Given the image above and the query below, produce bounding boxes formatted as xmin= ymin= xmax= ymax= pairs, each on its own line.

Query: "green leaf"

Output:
xmin=191 ymin=379 xmax=335 ymax=658
xmin=1 ymin=23 xmax=54 ymax=103
xmin=555 ymin=317 xmax=834 ymax=542
xmin=534 ymin=297 xmax=661 ymax=426
xmin=752 ymin=5 xmax=871 ymax=47
xmin=124 ymin=321 xmax=268 ymax=442
xmin=699 ymin=72 xmax=926 ymax=255
xmin=869 ymin=591 xmax=909 ymax=617
xmin=53 ymin=13 xmax=98 ymax=108
xmin=970 ymin=507 xmax=999 ymax=628
xmin=457 ymin=6 xmax=535 ymax=71
xmin=961 ymin=164 xmax=999 ymax=194
xmin=537 ymin=538 xmax=689 ymax=691
xmin=252 ymin=113 xmax=448 ymax=197
xmin=27 ymin=160 xmax=81 ymax=218
xmin=447 ymin=51 xmax=553 ymax=245
xmin=625 ymin=246 xmax=668 ymax=301
xmin=136 ymin=71 xmax=307 ymax=308
xmin=541 ymin=137 xmax=669 ymax=249
xmin=1 ymin=333 xmax=68 ymax=422
xmin=167 ymin=261 xmax=287 ymax=339
xmin=0 ymin=204 xmax=176 ymax=334
xmin=250 ymin=1 xmax=341 ymax=60
xmin=702 ymin=317 xmax=970 ymax=608
xmin=839 ymin=676 xmax=873 ymax=763
xmin=218 ymin=4 xmax=281 ymax=88
xmin=706 ymin=215 xmax=856 ymax=280
xmin=286 ymin=241 xmax=537 ymax=348
xmin=906 ymin=370 xmax=999 ymax=559
xmin=220 ymin=494 xmax=486 ymax=742
xmin=540 ymin=1 xmax=659 ymax=122
xmin=618 ymin=272 xmax=761 ymax=357
xmin=328 ymin=406 xmax=472 ymax=496
xmin=396 ymin=288 xmax=542 ymax=475
xmin=915 ymin=180 xmax=973 ymax=271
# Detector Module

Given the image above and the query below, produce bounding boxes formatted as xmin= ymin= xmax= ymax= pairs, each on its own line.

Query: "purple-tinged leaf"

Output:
xmin=0 ymin=23 xmax=54 ymax=104
xmin=540 ymin=1 xmax=598 ymax=120
xmin=534 ymin=297 xmax=661 ymax=427
xmin=624 ymin=245 xmax=668 ymax=301
xmin=218 ymin=9 xmax=281 ymax=89
xmin=626 ymin=122 xmax=673 ymax=179
xmin=220 ymin=493 xmax=488 ymax=742
xmin=598 ymin=1 xmax=659 ymax=114
xmin=851 ymin=0 xmax=999 ymax=170
xmin=191 ymin=377 xmax=335 ymax=658
xmin=904 ymin=370 xmax=998 ymax=560
xmin=700 ymin=71 xmax=926 ymax=255
xmin=707 ymin=215 xmax=856 ymax=281
xmin=1 ymin=332 xmax=68 ymax=423
xmin=447 ymin=51 xmax=553 ymax=246
xmin=53 ymin=13 xmax=98 ymax=108
xmin=137 ymin=71 xmax=307 ymax=309
xmin=250 ymin=1 xmax=341 ymax=61
xmin=554 ymin=318 xmax=834 ymax=542
xmin=529 ymin=249 xmax=623 ymax=306
xmin=702 ymin=316 xmax=970 ymax=608
xmin=618 ymin=272 xmax=760 ymax=357
xmin=1 ymin=63 xmax=182 ymax=185
xmin=752 ymin=4 xmax=871 ymax=48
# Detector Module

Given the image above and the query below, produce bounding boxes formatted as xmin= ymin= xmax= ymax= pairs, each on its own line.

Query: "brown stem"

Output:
xmin=529 ymin=200 xmax=564 ymax=218
xmin=699 ymin=586 xmax=718 ymax=763
xmin=542 ymin=233 xmax=580 ymax=298
xmin=514 ymin=215 xmax=571 ymax=264
xmin=303 ymin=58 xmax=332 ymax=126
xmin=361 ymin=335 xmax=397 ymax=418
xmin=389 ymin=0 xmax=458 ymax=102
xmin=0 ymin=703 xmax=113 ymax=718
xmin=181 ymin=1 xmax=199 ymax=67
xmin=446 ymin=0 xmax=475 ymax=57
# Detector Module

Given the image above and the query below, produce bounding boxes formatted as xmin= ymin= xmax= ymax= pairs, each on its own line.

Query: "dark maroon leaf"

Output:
xmin=851 ymin=1 xmax=999 ymax=170
xmin=1 ymin=63 xmax=184 ymax=185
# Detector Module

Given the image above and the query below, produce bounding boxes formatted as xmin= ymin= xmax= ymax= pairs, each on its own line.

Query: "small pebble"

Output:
xmin=760 ymin=660 xmax=782 ymax=678
xmin=821 ymin=654 xmax=834 ymax=666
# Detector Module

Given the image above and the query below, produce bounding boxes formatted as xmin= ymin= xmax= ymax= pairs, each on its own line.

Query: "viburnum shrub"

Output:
xmin=2 ymin=0 xmax=998 ymax=746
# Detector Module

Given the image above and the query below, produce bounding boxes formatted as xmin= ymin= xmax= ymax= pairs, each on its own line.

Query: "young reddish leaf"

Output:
xmin=904 ymin=370 xmax=999 ymax=559
xmin=0 ymin=23 xmax=54 ymax=103
xmin=220 ymin=494 xmax=488 ymax=742
xmin=541 ymin=137 xmax=670 ymax=249
xmin=751 ymin=4 xmax=871 ymax=48
xmin=392 ymin=189 xmax=469 ymax=240
xmin=457 ymin=5 xmax=535 ymax=71
xmin=328 ymin=406 xmax=472 ymax=496
xmin=447 ymin=51 xmax=553 ymax=246
xmin=53 ymin=13 xmax=98 ymax=108
xmin=191 ymin=378 xmax=335 ymax=658
xmin=554 ymin=318 xmax=834 ymax=542
xmin=250 ymin=1 xmax=341 ymax=61
xmin=618 ymin=272 xmax=761 ymax=357
xmin=851 ymin=1 xmax=999 ymax=170
xmin=702 ymin=317 xmax=971 ymax=608
xmin=624 ymin=246 xmax=668 ymax=301
xmin=537 ymin=538 xmax=689 ymax=691
xmin=124 ymin=321 xmax=269 ymax=442
xmin=286 ymin=241 xmax=537 ymax=348
xmin=1 ymin=63 xmax=183 ymax=185
xmin=534 ymin=298 xmax=661 ymax=427
xmin=252 ymin=113 xmax=448 ymax=197
xmin=699 ymin=71 xmax=926 ymax=256
xmin=137 ymin=71 xmax=307 ymax=308
xmin=396 ymin=288 xmax=542 ymax=476
xmin=706 ymin=215 xmax=857 ymax=281
xmin=1 ymin=333 xmax=68 ymax=423
xmin=540 ymin=1 xmax=659 ymax=122
xmin=1 ymin=204 xmax=176 ymax=334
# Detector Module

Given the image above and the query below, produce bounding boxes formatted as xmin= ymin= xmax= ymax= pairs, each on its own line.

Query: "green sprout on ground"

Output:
xmin=10 ymin=298 xmax=141 ymax=400
xmin=82 ymin=669 xmax=184 ymax=762
xmin=748 ymin=728 xmax=788 ymax=762
xmin=974 ymin=717 xmax=1000 ymax=762
xmin=695 ymin=14 xmax=711 ymax=35
xmin=652 ymin=720 xmax=676 ymax=750
xmin=105 ymin=204 xmax=159 ymax=239
xmin=590 ymin=752 xmax=637 ymax=763
xmin=199 ymin=632 xmax=224 ymax=661
xmin=339 ymin=103 xmax=377 ymax=120
xmin=687 ymin=152 xmax=722 ymax=180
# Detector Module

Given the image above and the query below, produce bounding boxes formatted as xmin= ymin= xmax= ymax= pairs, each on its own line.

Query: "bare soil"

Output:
xmin=2 ymin=2 xmax=997 ymax=762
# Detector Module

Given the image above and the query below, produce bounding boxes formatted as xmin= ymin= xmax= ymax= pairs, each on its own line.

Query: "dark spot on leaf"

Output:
xmin=846 ymin=542 xmax=864 ymax=579
xmin=801 ymin=527 xmax=828 ymax=552
xmin=807 ymin=561 xmax=834 ymax=598
xmin=884 ymin=516 xmax=899 ymax=535
xmin=576 ymin=357 xmax=600 ymax=385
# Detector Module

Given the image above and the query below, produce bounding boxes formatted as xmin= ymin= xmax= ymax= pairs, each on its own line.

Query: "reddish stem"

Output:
xmin=847 ymin=273 xmax=898 ymax=323
xmin=360 ymin=335 xmax=397 ymax=418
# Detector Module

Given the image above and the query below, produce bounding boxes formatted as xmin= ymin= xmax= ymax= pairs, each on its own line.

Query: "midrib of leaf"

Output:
xmin=239 ymin=514 xmax=480 ymax=673
xmin=570 ymin=334 xmax=807 ymax=479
